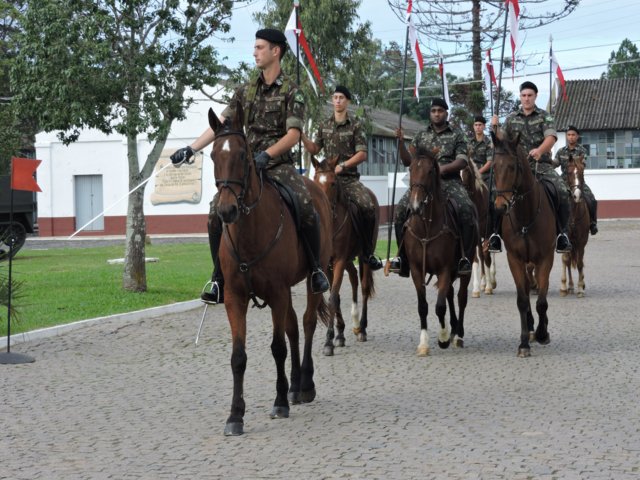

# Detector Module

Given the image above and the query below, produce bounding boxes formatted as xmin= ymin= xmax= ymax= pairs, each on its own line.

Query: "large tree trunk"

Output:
xmin=122 ymin=134 xmax=148 ymax=292
xmin=471 ymin=0 xmax=483 ymax=116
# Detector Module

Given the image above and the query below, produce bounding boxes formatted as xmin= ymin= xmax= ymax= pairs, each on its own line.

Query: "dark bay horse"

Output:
xmin=561 ymin=155 xmax=590 ymax=298
xmin=311 ymin=157 xmax=378 ymax=355
xmin=491 ymin=132 xmax=556 ymax=357
xmin=208 ymin=105 xmax=332 ymax=435
xmin=461 ymin=157 xmax=498 ymax=297
xmin=402 ymin=146 xmax=476 ymax=354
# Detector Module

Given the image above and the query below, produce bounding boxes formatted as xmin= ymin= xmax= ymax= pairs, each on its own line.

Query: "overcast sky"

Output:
xmin=216 ymin=0 xmax=639 ymax=113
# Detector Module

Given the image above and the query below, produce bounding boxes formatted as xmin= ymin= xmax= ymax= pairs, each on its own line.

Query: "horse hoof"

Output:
xmin=485 ymin=288 xmax=493 ymax=295
xmin=517 ymin=348 xmax=531 ymax=358
xmin=357 ymin=332 xmax=367 ymax=342
xmin=353 ymin=328 xmax=359 ymax=336
xmin=417 ymin=346 xmax=429 ymax=356
xmin=224 ymin=422 xmax=244 ymax=436
xmin=270 ymin=406 xmax=290 ymax=419
xmin=577 ymin=292 xmax=583 ymax=298
xmin=438 ymin=339 xmax=450 ymax=349
xmin=536 ymin=335 xmax=551 ymax=345
xmin=453 ymin=338 xmax=464 ymax=348
xmin=288 ymin=392 xmax=301 ymax=405
xmin=301 ymin=388 xmax=316 ymax=404
xmin=529 ymin=332 xmax=535 ymax=342
xmin=323 ymin=346 xmax=334 ymax=356
xmin=335 ymin=338 xmax=345 ymax=347
xmin=560 ymin=289 xmax=568 ymax=297
xmin=472 ymin=291 xmax=480 ymax=298
xmin=492 ymin=282 xmax=497 ymax=289
xmin=568 ymin=287 xmax=575 ymax=294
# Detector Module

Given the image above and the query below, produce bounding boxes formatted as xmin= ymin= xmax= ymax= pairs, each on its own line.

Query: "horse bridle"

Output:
xmin=493 ymin=148 xmax=535 ymax=214
xmin=409 ymin=164 xmax=436 ymax=216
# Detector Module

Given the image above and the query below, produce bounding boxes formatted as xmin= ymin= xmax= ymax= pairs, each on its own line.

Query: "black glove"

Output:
xmin=254 ymin=151 xmax=271 ymax=171
xmin=170 ymin=146 xmax=196 ymax=166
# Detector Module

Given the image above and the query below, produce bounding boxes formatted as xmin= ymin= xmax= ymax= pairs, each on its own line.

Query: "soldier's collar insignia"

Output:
xmin=295 ymin=93 xmax=304 ymax=104
xmin=276 ymin=78 xmax=283 ymax=86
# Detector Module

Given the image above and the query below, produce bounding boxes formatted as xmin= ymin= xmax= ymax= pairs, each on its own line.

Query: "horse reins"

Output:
xmin=214 ymin=128 xmax=284 ymax=309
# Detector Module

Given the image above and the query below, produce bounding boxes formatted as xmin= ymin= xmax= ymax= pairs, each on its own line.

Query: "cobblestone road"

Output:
xmin=2 ymin=221 xmax=640 ymax=479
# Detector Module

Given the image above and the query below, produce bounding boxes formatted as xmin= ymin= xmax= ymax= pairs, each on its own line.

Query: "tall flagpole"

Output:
xmin=484 ymin=3 xmax=509 ymax=242
xmin=385 ymin=24 xmax=411 ymax=269
xmin=295 ymin=0 xmax=302 ymax=174
xmin=439 ymin=49 xmax=446 ymax=99
xmin=549 ymin=35 xmax=553 ymax=116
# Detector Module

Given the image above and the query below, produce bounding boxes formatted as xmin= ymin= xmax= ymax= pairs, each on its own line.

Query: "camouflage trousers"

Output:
xmin=209 ymin=162 xmax=316 ymax=235
xmin=339 ymin=175 xmax=375 ymax=220
xmin=534 ymin=163 xmax=571 ymax=211
xmin=395 ymin=178 xmax=474 ymax=227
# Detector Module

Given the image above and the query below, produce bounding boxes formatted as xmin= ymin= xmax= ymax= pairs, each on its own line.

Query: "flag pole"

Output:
xmin=295 ymin=0 xmax=302 ymax=174
xmin=385 ymin=23 xmax=411 ymax=270
xmin=549 ymin=35 xmax=553 ymax=116
xmin=484 ymin=3 xmax=509 ymax=243
xmin=439 ymin=49 xmax=446 ymax=99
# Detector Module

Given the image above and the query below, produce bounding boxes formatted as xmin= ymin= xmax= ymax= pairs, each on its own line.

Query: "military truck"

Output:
xmin=0 ymin=175 xmax=37 ymax=259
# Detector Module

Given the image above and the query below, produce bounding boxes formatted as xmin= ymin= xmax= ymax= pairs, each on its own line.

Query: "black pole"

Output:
xmin=484 ymin=3 xmax=509 ymax=242
xmin=296 ymin=2 xmax=302 ymax=174
xmin=385 ymin=25 xmax=411 ymax=266
xmin=6 ymin=188 xmax=12 ymax=354
xmin=549 ymin=36 xmax=553 ymax=116
xmin=440 ymin=52 xmax=446 ymax=101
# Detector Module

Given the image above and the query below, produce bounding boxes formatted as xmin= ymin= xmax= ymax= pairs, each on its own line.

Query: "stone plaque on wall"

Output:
xmin=150 ymin=149 xmax=204 ymax=205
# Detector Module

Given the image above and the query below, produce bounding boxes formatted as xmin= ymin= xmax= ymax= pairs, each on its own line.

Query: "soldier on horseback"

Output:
xmin=553 ymin=125 xmax=598 ymax=235
xmin=301 ymin=85 xmax=383 ymax=271
xmin=489 ymin=81 xmax=573 ymax=254
xmin=170 ymin=28 xmax=330 ymax=304
xmin=468 ymin=116 xmax=494 ymax=185
xmin=391 ymin=98 xmax=475 ymax=277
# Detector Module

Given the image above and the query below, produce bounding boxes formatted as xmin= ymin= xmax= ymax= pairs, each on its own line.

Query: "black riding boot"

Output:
xmin=301 ymin=218 xmax=330 ymax=294
xmin=389 ymin=223 xmax=410 ymax=278
xmin=362 ymin=217 xmax=383 ymax=271
xmin=556 ymin=201 xmax=573 ymax=254
xmin=201 ymin=228 xmax=225 ymax=304
xmin=487 ymin=203 xmax=503 ymax=253
xmin=590 ymin=199 xmax=598 ymax=235
xmin=457 ymin=223 xmax=474 ymax=276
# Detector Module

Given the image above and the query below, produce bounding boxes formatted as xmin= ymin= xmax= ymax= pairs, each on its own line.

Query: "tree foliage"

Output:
xmin=601 ymin=39 xmax=640 ymax=79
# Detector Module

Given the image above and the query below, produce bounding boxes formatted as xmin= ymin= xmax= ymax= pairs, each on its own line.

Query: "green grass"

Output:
xmin=0 ymin=239 xmax=399 ymax=337
xmin=1 ymin=244 xmax=211 ymax=336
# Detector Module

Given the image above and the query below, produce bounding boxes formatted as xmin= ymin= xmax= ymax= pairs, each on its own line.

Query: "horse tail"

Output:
xmin=316 ymin=295 xmax=333 ymax=328
xmin=358 ymin=257 xmax=376 ymax=300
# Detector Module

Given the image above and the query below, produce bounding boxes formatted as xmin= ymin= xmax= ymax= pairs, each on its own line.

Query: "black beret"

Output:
xmin=256 ymin=29 xmax=287 ymax=44
xmin=519 ymin=81 xmax=538 ymax=93
xmin=474 ymin=116 xmax=487 ymax=124
xmin=566 ymin=125 xmax=580 ymax=135
xmin=333 ymin=85 xmax=351 ymax=100
xmin=431 ymin=98 xmax=449 ymax=110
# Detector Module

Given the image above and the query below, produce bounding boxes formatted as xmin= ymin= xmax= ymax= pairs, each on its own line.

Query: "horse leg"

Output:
xmin=454 ymin=274 xmax=471 ymax=348
xmin=285 ymin=295 xmax=302 ymax=405
xmin=346 ymin=262 xmax=360 ymax=336
xmin=472 ymin=251 xmax=481 ymax=298
xmin=446 ymin=284 xmax=458 ymax=344
xmin=567 ymin=254 xmax=575 ymax=294
xmin=436 ymin=272 xmax=452 ymax=349
xmin=534 ymin=259 xmax=553 ymax=346
xmin=300 ymin=282 xmax=321 ymax=403
xmin=480 ymin=249 xmax=487 ymax=292
xmin=324 ymin=259 xmax=346 ymax=356
xmin=506 ymin=255 xmax=532 ymax=357
xmin=490 ymin=252 xmax=497 ymax=290
xmin=269 ymin=295 xmax=291 ymax=419
xmin=560 ymin=253 xmax=569 ymax=296
xmin=577 ymin=245 xmax=586 ymax=298
xmin=411 ymin=273 xmax=429 ymax=357
xmin=358 ymin=260 xmax=371 ymax=342
xmin=223 ymin=295 xmax=249 ymax=436
xmin=524 ymin=268 xmax=535 ymax=342
xmin=334 ymin=295 xmax=346 ymax=347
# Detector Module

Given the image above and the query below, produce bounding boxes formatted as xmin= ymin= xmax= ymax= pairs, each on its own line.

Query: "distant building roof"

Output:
xmin=553 ymin=78 xmax=640 ymax=131
xmin=322 ymin=103 xmax=427 ymax=139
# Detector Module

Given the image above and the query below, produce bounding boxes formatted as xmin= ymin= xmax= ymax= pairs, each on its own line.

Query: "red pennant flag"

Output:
xmin=11 ymin=158 xmax=42 ymax=192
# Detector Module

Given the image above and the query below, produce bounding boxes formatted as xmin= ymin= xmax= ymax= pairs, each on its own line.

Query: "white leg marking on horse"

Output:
xmin=222 ymin=139 xmax=230 ymax=152
xmin=417 ymin=329 xmax=430 ymax=355
xmin=439 ymin=322 xmax=450 ymax=343
xmin=319 ymin=175 xmax=327 ymax=185
xmin=351 ymin=302 xmax=360 ymax=330
xmin=472 ymin=262 xmax=480 ymax=297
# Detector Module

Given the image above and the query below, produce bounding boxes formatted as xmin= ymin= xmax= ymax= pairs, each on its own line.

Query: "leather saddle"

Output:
xmin=265 ymin=176 xmax=302 ymax=231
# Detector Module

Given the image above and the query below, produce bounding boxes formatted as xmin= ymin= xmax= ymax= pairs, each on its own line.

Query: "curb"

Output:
xmin=0 ymin=299 xmax=203 ymax=351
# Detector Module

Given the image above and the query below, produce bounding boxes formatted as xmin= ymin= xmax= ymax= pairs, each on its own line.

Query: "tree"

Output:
xmin=387 ymin=0 xmax=580 ymax=115
xmin=601 ymin=39 xmax=640 ymax=79
xmin=251 ymin=0 xmax=384 ymax=171
xmin=12 ymin=0 xmax=240 ymax=292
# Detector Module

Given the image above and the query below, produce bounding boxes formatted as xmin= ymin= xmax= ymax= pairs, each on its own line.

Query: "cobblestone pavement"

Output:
xmin=2 ymin=221 xmax=640 ymax=479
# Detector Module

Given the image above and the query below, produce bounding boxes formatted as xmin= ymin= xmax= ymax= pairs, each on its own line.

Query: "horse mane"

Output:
xmin=466 ymin=156 xmax=487 ymax=193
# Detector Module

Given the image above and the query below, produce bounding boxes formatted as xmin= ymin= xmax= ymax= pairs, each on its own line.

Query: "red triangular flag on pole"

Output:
xmin=285 ymin=6 xmax=324 ymax=94
xmin=550 ymin=42 xmax=568 ymax=103
xmin=11 ymin=158 xmax=42 ymax=192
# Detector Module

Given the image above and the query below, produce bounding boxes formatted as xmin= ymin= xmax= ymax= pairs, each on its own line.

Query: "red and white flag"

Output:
xmin=438 ymin=52 xmax=451 ymax=107
xmin=550 ymin=41 xmax=568 ymax=103
xmin=406 ymin=0 xmax=424 ymax=101
xmin=505 ymin=0 xmax=522 ymax=79
xmin=285 ymin=6 xmax=324 ymax=95
xmin=484 ymin=49 xmax=498 ymax=108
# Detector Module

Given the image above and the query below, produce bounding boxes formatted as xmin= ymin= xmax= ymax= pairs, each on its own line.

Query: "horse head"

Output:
xmin=490 ymin=130 xmax=525 ymax=215
xmin=408 ymin=145 xmax=441 ymax=216
xmin=208 ymin=104 xmax=252 ymax=225
xmin=568 ymin=154 xmax=585 ymax=203
xmin=311 ymin=156 xmax=339 ymax=202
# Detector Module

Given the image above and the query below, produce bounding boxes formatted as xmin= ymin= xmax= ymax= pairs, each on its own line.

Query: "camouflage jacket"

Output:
xmin=501 ymin=106 xmax=557 ymax=164
xmin=410 ymin=122 xmax=469 ymax=180
xmin=467 ymin=135 xmax=493 ymax=174
xmin=554 ymin=144 xmax=589 ymax=181
xmin=315 ymin=113 xmax=367 ymax=178
xmin=221 ymin=71 xmax=305 ymax=167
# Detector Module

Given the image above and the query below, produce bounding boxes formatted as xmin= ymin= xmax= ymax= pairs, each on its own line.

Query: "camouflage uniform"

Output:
xmin=467 ymin=135 xmax=493 ymax=184
xmin=209 ymin=71 xmax=313 ymax=234
xmin=315 ymin=114 xmax=374 ymax=219
xmin=501 ymin=107 xmax=570 ymax=207
xmin=554 ymin=144 xmax=596 ymax=203
xmin=395 ymin=123 xmax=472 ymax=226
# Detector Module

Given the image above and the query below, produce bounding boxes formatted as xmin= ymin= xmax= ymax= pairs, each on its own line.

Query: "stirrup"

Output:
xmin=310 ymin=269 xmax=330 ymax=294
xmin=458 ymin=258 xmax=472 ymax=276
xmin=487 ymin=234 xmax=502 ymax=253
xmin=368 ymin=253 xmax=383 ymax=271
xmin=590 ymin=223 xmax=598 ymax=235
xmin=555 ymin=233 xmax=572 ymax=254
xmin=201 ymin=280 xmax=223 ymax=305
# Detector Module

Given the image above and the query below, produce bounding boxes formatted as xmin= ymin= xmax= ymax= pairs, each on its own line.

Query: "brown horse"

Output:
xmin=207 ymin=105 xmax=332 ymax=436
xmin=461 ymin=157 xmax=498 ymax=297
xmin=311 ymin=157 xmax=378 ymax=355
xmin=401 ymin=146 xmax=476 ymax=354
xmin=560 ymin=155 xmax=590 ymax=298
xmin=491 ymin=132 xmax=556 ymax=357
